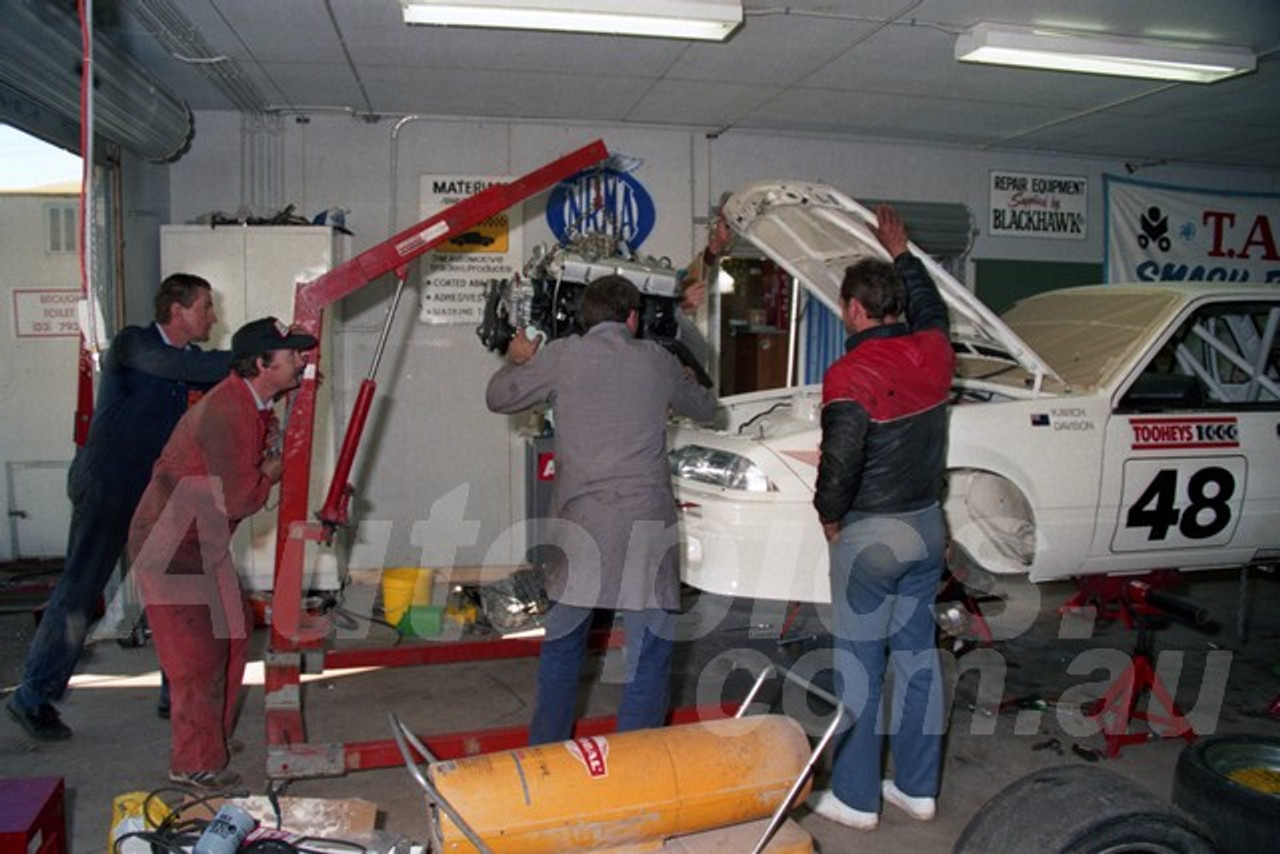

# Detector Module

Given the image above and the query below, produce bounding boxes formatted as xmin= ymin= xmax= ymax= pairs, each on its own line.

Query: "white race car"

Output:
xmin=670 ymin=182 xmax=1280 ymax=603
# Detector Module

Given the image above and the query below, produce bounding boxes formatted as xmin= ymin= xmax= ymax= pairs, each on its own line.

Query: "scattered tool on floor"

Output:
xmin=1072 ymin=744 xmax=1104 ymax=763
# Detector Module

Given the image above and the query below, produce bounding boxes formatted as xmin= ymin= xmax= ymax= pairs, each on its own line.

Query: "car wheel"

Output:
xmin=954 ymin=765 xmax=1214 ymax=854
xmin=1171 ymin=734 xmax=1280 ymax=854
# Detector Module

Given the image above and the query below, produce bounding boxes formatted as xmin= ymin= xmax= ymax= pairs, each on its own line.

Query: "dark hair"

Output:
xmin=232 ymin=350 xmax=278 ymax=379
xmin=840 ymin=258 xmax=905 ymax=320
xmin=154 ymin=273 xmax=212 ymax=324
xmin=580 ymin=274 xmax=641 ymax=330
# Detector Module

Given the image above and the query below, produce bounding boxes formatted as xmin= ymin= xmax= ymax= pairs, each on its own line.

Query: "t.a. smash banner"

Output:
xmin=1105 ymin=174 xmax=1280 ymax=284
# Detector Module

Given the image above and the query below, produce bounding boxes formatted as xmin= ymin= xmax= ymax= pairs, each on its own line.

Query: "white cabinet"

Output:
xmin=161 ymin=225 xmax=346 ymax=591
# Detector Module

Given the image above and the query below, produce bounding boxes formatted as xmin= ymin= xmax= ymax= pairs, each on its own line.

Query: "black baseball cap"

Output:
xmin=232 ymin=317 xmax=318 ymax=360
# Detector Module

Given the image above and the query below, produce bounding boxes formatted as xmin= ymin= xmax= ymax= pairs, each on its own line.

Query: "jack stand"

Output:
xmin=1058 ymin=570 xmax=1181 ymax=628
xmin=1083 ymin=582 xmax=1207 ymax=758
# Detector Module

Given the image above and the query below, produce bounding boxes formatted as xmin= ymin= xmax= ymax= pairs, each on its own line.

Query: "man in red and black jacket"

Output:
xmin=807 ymin=206 xmax=955 ymax=832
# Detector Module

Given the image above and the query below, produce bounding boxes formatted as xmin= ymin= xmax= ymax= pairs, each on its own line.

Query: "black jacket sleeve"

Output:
xmin=813 ymin=400 xmax=870 ymax=524
xmin=113 ymin=326 xmax=233 ymax=384
xmin=896 ymin=253 xmax=949 ymax=335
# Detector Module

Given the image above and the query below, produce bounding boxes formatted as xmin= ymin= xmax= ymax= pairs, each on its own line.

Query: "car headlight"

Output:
xmin=669 ymin=445 xmax=775 ymax=492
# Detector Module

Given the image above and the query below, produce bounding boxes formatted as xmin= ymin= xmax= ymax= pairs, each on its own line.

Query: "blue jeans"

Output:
xmin=827 ymin=506 xmax=946 ymax=811
xmin=14 ymin=458 xmax=146 ymax=710
xmin=528 ymin=603 xmax=676 ymax=746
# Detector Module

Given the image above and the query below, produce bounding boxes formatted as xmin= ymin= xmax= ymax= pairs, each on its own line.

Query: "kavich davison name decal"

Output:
xmin=1129 ymin=417 xmax=1239 ymax=450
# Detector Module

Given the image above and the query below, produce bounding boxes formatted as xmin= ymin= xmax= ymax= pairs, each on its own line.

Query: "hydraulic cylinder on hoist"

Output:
xmin=426 ymin=715 xmax=814 ymax=853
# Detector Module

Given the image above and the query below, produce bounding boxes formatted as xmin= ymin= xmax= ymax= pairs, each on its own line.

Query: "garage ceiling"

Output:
xmin=85 ymin=0 xmax=1280 ymax=171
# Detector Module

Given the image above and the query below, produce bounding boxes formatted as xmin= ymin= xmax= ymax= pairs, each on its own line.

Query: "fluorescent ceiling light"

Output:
xmin=955 ymin=22 xmax=1256 ymax=83
xmin=401 ymin=0 xmax=743 ymax=41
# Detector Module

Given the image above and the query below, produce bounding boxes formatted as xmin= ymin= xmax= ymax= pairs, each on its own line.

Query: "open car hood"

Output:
xmin=720 ymin=181 xmax=1061 ymax=390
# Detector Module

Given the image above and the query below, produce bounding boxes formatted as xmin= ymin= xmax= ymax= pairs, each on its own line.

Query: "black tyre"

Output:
xmin=1172 ymin=734 xmax=1280 ymax=854
xmin=954 ymin=765 xmax=1215 ymax=854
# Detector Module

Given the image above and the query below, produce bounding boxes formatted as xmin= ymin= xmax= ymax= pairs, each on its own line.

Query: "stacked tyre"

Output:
xmin=1172 ymin=734 xmax=1280 ymax=854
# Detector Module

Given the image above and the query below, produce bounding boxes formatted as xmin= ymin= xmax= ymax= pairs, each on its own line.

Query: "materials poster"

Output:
xmin=417 ymin=175 xmax=522 ymax=325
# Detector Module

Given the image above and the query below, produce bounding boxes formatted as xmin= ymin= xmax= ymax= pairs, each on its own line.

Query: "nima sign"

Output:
xmin=546 ymin=166 xmax=656 ymax=253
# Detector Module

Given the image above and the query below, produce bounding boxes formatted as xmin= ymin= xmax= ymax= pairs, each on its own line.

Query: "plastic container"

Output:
xmin=401 ymin=605 xmax=444 ymax=638
xmin=380 ymin=568 xmax=434 ymax=628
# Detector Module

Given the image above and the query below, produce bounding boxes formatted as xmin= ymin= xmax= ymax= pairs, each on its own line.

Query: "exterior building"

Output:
xmin=1 ymin=182 xmax=81 ymax=561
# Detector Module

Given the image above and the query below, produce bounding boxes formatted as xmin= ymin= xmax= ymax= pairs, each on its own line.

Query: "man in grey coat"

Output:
xmin=487 ymin=274 xmax=717 ymax=744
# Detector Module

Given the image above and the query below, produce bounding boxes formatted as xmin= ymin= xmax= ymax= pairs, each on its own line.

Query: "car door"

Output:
xmin=1096 ymin=295 xmax=1280 ymax=573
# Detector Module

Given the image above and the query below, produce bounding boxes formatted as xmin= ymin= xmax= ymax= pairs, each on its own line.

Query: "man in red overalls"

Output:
xmin=128 ymin=317 xmax=316 ymax=790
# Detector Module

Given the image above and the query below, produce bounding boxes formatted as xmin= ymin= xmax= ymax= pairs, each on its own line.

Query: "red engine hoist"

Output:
xmin=261 ymin=140 xmax=731 ymax=782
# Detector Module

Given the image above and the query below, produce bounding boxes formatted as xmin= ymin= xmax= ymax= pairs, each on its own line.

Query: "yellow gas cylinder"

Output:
xmin=429 ymin=715 xmax=812 ymax=854
xmin=652 ymin=817 xmax=814 ymax=853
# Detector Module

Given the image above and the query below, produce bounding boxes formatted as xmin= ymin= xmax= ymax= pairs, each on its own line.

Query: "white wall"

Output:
xmin=0 ymin=152 xmax=169 ymax=563
xmin=0 ymin=191 xmax=81 ymax=560
xmin=158 ymin=113 xmax=1278 ymax=571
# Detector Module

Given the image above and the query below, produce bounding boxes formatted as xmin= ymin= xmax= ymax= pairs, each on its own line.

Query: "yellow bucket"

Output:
xmin=380 ymin=567 xmax=434 ymax=628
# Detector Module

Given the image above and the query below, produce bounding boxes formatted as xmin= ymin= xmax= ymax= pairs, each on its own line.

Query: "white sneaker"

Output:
xmin=806 ymin=789 xmax=879 ymax=831
xmin=881 ymin=779 xmax=936 ymax=821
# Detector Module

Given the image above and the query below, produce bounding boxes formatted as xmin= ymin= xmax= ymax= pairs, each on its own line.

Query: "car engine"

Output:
xmin=476 ymin=234 xmax=712 ymax=385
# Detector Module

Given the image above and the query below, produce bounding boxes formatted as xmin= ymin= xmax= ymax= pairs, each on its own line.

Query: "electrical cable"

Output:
xmin=112 ymin=784 xmax=249 ymax=853
xmin=111 ymin=784 xmax=377 ymax=853
xmin=243 ymin=841 xmax=299 ymax=853
xmin=736 ymin=400 xmax=793 ymax=434
xmin=295 ymin=838 xmax=366 ymax=853
xmin=267 ymin=787 xmax=283 ymax=829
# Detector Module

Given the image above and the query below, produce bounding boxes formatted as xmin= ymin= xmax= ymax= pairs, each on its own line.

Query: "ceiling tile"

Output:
xmin=43 ymin=0 xmax=1277 ymax=173
xmin=626 ymin=79 xmax=786 ymax=126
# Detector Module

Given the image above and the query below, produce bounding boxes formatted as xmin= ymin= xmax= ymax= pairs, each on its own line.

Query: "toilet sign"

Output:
xmin=13 ymin=289 xmax=80 ymax=338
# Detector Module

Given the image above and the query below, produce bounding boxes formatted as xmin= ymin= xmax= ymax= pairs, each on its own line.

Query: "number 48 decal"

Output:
xmin=1114 ymin=457 xmax=1246 ymax=551
xmin=1127 ymin=467 xmax=1234 ymax=539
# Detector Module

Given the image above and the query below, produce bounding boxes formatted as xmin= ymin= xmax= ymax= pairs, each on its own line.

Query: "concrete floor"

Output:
xmin=2 ymin=566 xmax=1278 ymax=852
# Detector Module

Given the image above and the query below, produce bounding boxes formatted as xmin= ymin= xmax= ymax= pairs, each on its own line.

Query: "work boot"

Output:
xmin=6 ymin=695 xmax=72 ymax=741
